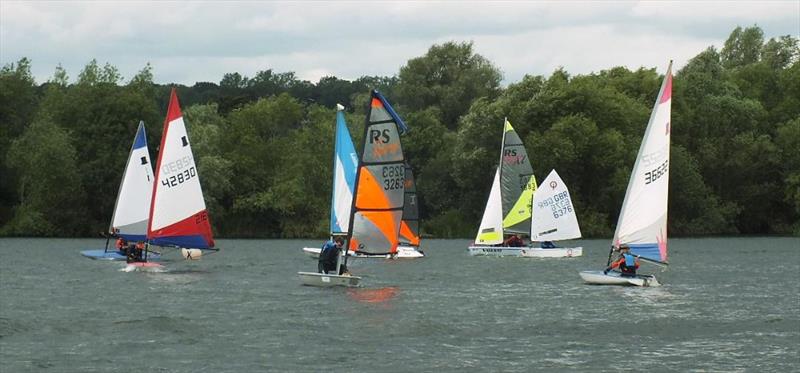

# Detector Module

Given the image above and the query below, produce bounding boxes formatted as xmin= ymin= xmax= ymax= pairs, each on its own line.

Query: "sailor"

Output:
xmin=116 ymin=237 xmax=127 ymax=252
xmin=605 ymin=245 xmax=639 ymax=276
xmin=503 ymin=234 xmax=524 ymax=247
xmin=318 ymin=236 xmax=348 ymax=275
xmin=134 ymin=242 xmax=145 ymax=262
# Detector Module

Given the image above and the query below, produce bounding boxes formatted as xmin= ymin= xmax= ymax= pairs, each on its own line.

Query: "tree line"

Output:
xmin=1 ymin=25 xmax=797 ymax=238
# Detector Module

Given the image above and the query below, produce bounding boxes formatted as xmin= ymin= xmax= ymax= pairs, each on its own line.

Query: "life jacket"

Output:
xmin=621 ymin=253 xmax=637 ymax=273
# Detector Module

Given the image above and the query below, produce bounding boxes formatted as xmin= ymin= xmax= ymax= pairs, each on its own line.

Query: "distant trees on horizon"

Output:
xmin=1 ymin=25 xmax=797 ymax=238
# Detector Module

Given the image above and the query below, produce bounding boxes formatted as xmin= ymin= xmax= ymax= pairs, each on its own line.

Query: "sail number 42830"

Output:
xmin=645 ymin=160 xmax=668 ymax=185
xmin=161 ymin=166 xmax=197 ymax=188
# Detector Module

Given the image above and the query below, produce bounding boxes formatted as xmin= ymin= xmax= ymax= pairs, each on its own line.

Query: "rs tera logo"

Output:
xmin=370 ymin=129 xmax=391 ymax=144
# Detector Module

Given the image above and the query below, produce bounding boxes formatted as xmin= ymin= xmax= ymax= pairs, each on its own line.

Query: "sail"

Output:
xmin=348 ymin=90 xmax=408 ymax=253
xmin=612 ymin=61 xmax=672 ymax=263
xmin=530 ymin=169 xmax=581 ymax=241
xmin=109 ymin=121 xmax=154 ymax=241
xmin=330 ymin=105 xmax=358 ymax=235
xmin=475 ymin=167 xmax=503 ymax=245
xmin=499 ymin=119 xmax=536 ymax=234
xmin=399 ymin=162 xmax=420 ymax=246
xmin=147 ymin=88 xmax=215 ymax=249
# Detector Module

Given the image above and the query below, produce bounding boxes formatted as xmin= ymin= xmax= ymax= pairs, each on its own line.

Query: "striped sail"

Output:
xmin=500 ymin=120 xmax=536 ymax=234
xmin=347 ymin=90 xmax=408 ymax=254
xmin=109 ymin=121 xmax=154 ymax=241
xmin=399 ymin=162 xmax=420 ymax=246
xmin=530 ymin=170 xmax=581 ymax=241
xmin=147 ymin=88 xmax=214 ymax=249
xmin=612 ymin=61 xmax=673 ymax=263
xmin=330 ymin=105 xmax=358 ymax=235
xmin=475 ymin=167 xmax=503 ymax=245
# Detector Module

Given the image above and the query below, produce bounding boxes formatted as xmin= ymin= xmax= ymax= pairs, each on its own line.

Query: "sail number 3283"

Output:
xmin=645 ymin=160 xmax=668 ymax=185
xmin=382 ymin=165 xmax=404 ymax=190
xmin=161 ymin=166 xmax=197 ymax=188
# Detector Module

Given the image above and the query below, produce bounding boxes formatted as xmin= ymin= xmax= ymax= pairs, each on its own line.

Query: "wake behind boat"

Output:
xmin=579 ymin=61 xmax=673 ymax=287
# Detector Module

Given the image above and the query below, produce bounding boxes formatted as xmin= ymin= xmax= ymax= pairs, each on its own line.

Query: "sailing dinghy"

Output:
xmin=579 ymin=61 xmax=673 ymax=287
xmin=125 ymin=88 xmax=217 ymax=272
xmin=468 ymin=119 xmax=537 ymax=256
xmin=81 ymin=121 xmax=159 ymax=261
xmin=299 ymin=90 xmax=408 ymax=286
xmin=522 ymin=169 xmax=583 ymax=258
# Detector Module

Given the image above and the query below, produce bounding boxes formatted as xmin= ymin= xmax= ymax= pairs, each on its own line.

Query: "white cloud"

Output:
xmin=1 ymin=1 xmax=796 ymax=85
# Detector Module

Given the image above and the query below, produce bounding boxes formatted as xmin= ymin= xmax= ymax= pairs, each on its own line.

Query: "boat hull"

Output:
xmin=302 ymin=246 xmax=424 ymax=259
xmin=578 ymin=270 xmax=660 ymax=287
xmin=81 ymin=249 xmax=161 ymax=261
xmin=520 ymin=247 xmax=583 ymax=258
xmin=467 ymin=246 xmax=526 ymax=256
xmin=297 ymin=271 xmax=361 ymax=287
xmin=121 ymin=262 xmax=166 ymax=273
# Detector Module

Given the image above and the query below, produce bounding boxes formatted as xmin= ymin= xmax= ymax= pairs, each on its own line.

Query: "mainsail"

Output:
xmin=147 ymin=88 xmax=215 ymax=249
xmin=475 ymin=167 xmax=503 ymax=245
xmin=612 ymin=61 xmax=673 ymax=263
xmin=530 ymin=169 xmax=581 ymax=242
xmin=330 ymin=104 xmax=358 ymax=235
xmin=109 ymin=121 xmax=154 ymax=242
xmin=347 ymin=90 xmax=408 ymax=254
xmin=399 ymin=162 xmax=420 ymax=246
xmin=499 ymin=120 xmax=537 ymax=234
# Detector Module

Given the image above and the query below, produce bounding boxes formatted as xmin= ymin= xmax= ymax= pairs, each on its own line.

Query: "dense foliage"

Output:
xmin=1 ymin=28 xmax=798 ymax=238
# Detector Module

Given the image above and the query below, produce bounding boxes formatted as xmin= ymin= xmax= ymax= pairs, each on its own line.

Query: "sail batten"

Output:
xmin=612 ymin=62 xmax=673 ymax=263
xmin=147 ymin=88 xmax=214 ymax=249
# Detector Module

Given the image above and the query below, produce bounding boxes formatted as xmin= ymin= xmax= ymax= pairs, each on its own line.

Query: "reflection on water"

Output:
xmin=347 ymin=286 xmax=399 ymax=304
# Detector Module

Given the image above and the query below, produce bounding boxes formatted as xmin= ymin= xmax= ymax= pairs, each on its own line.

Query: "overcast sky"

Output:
xmin=1 ymin=1 xmax=798 ymax=86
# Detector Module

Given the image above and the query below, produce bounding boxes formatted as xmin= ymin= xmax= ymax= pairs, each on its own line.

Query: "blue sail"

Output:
xmin=330 ymin=107 xmax=358 ymax=234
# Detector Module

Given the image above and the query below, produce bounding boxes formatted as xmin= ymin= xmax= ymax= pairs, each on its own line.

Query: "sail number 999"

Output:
xmin=161 ymin=166 xmax=197 ymax=188
xmin=645 ymin=160 xmax=668 ymax=185
xmin=382 ymin=165 xmax=404 ymax=191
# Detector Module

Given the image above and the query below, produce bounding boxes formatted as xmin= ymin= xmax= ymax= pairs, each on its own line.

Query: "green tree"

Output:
xmin=3 ymin=117 xmax=87 ymax=236
xmin=396 ymin=41 xmax=502 ymax=128
xmin=721 ymin=25 xmax=764 ymax=68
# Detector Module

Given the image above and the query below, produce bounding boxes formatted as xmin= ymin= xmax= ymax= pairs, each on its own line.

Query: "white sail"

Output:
xmin=530 ymin=169 xmax=581 ymax=241
xmin=612 ymin=61 xmax=673 ymax=263
xmin=475 ymin=168 xmax=503 ymax=245
xmin=109 ymin=121 xmax=154 ymax=240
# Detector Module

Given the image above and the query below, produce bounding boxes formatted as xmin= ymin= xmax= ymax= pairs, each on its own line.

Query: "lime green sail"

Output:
xmin=499 ymin=120 xmax=536 ymax=235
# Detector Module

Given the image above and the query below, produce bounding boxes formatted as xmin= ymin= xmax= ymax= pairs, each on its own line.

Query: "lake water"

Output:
xmin=1 ymin=237 xmax=798 ymax=372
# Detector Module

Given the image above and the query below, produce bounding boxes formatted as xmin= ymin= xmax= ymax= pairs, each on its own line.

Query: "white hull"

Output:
xmin=297 ymin=271 xmax=361 ymax=287
xmin=578 ymin=270 xmax=660 ymax=287
xmin=520 ymin=247 xmax=582 ymax=258
xmin=467 ymin=246 xmax=526 ymax=257
xmin=301 ymin=246 xmax=424 ymax=259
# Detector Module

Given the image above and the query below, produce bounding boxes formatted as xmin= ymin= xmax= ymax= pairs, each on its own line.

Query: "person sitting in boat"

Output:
xmin=503 ymin=234 xmax=524 ymax=247
xmin=605 ymin=245 xmax=639 ymax=277
xmin=541 ymin=241 xmax=557 ymax=249
xmin=318 ymin=236 xmax=348 ymax=275
xmin=116 ymin=237 xmax=127 ymax=253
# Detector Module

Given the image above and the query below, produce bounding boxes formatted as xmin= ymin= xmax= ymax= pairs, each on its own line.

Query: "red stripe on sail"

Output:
xmin=166 ymin=88 xmax=183 ymax=122
xmin=659 ymin=74 xmax=672 ymax=103
xmin=371 ymin=97 xmax=383 ymax=108
xmin=149 ymin=210 xmax=215 ymax=247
